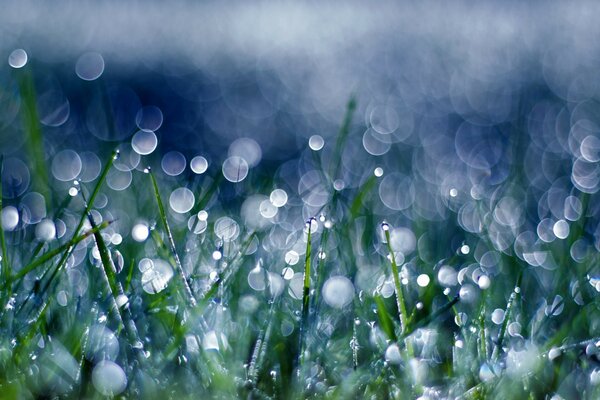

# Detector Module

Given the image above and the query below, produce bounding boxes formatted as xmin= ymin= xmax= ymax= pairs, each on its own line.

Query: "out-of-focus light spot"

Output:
xmin=1 ymin=206 xmax=19 ymax=231
xmin=21 ymin=192 xmax=46 ymax=224
xmin=92 ymin=360 xmax=127 ymax=396
xmin=363 ymin=127 xmax=391 ymax=156
xmin=229 ymin=138 xmax=262 ymax=167
xmin=222 ymin=156 xmax=249 ymax=182
xmin=214 ymin=216 xmax=240 ymax=242
xmin=141 ymin=259 xmax=173 ymax=294
xmin=76 ymin=52 xmax=105 ymax=81
xmin=285 ymin=250 xmax=299 ymax=265
xmin=131 ymin=130 xmax=158 ymax=155
xmin=51 ymin=150 xmax=82 ymax=182
xmin=8 ymin=49 xmax=27 ymax=68
xmin=35 ymin=219 xmax=56 ymax=241
xmin=197 ymin=210 xmax=208 ymax=221
xmin=106 ymin=169 xmax=132 ymax=191
xmin=162 ymin=151 xmax=186 ymax=176
xmin=190 ymin=156 xmax=208 ymax=174
xmin=416 ymin=274 xmax=430 ymax=287
xmin=135 ymin=106 xmax=163 ymax=131
xmin=370 ymin=105 xmax=400 ymax=134
xmin=308 ymin=135 xmax=324 ymax=151
xmin=322 ymin=276 xmax=354 ymax=308
xmin=333 ymin=179 xmax=345 ymax=191
xmin=269 ymin=189 xmax=288 ymax=207
xmin=438 ymin=265 xmax=457 ymax=287
xmin=57 ymin=290 xmax=68 ymax=307
xmin=385 ymin=344 xmax=402 ymax=364
xmin=478 ymin=275 xmax=491 ymax=289
xmin=212 ymin=250 xmax=222 ymax=261
xmin=460 ymin=244 xmax=470 ymax=254
xmin=248 ymin=266 xmax=266 ymax=291
xmin=553 ymin=219 xmax=569 ymax=239
xmin=449 ymin=188 xmax=458 ymax=197
xmin=132 ymin=223 xmax=149 ymax=242
xmin=111 ymin=234 xmax=122 ymax=245
xmin=169 ymin=187 xmax=195 ymax=213
xmin=374 ymin=167 xmax=384 ymax=177
xmin=79 ymin=152 xmax=102 ymax=182
xmin=491 ymin=308 xmax=505 ymax=325
xmin=259 ymin=199 xmax=278 ymax=218
xmin=282 ymin=267 xmax=294 ymax=280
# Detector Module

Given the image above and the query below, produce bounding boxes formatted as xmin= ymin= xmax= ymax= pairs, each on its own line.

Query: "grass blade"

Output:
xmin=147 ymin=168 xmax=197 ymax=307
xmin=298 ymin=217 xmax=315 ymax=371
xmin=12 ymin=220 xmax=112 ymax=281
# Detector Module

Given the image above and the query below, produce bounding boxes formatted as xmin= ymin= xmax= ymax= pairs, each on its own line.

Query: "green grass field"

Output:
xmin=2 ymin=49 xmax=600 ymax=400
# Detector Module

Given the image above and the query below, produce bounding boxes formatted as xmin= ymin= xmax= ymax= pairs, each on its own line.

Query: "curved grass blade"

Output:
xmin=12 ymin=220 xmax=112 ymax=281
xmin=381 ymin=223 xmax=414 ymax=356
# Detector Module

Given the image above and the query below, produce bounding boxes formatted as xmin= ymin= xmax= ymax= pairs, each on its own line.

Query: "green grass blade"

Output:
xmin=0 ymin=155 xmax=10 ymax=290
xmin=147 ymin=168 xmax=197 ymax=307
xmin=16 ymin=69 xmax=49 ymax=200
xmin=298 ymin=217 xmax=315 ymax=370
xmin=12 ymin=220 xmax=112 ymax=281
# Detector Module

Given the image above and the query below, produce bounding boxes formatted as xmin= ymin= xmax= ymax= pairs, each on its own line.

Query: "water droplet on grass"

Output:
xmin=385 ymin=344 xmax=401 ymax=364
xmin=548 ymin=347 xmax=561 ymax=361
xmin=417 ymin=274 xmax=430 ymax=287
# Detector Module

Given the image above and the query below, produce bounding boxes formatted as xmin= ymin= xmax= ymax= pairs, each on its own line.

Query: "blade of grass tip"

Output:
xmin=374 ymin=294 xmax=398 ymax=342
xmin=492 ymin=270 xmax=523 ymax=361
xmin=381 ymin=222 xmax=413 ymax=356
xmin=298 ymin=217 xmax=316 ymax=371
xmin=350 ymin=174 xmax=377 ymax=218
xmin=147 ymin=168 xmax=197 ymax=307
xmin=330 ymin=96 xmax=357 ymax=180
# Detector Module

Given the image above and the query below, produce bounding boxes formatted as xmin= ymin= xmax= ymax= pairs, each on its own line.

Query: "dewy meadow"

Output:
xmin=1 ymin=1 xmax=600 ymax=399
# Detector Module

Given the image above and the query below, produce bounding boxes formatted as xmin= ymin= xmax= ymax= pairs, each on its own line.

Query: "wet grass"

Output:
xmin=1 ymin=86 xmax=600 ymax=400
